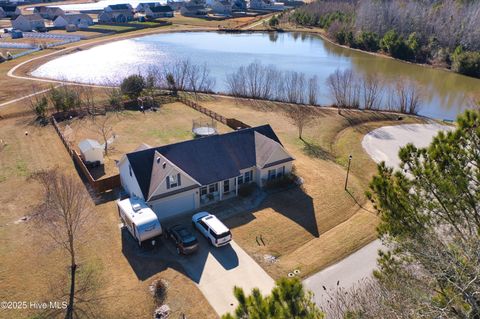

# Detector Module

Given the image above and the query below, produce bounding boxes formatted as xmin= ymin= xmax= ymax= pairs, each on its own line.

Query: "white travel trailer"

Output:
xmin=117 ymin=197 xmax=162 ymax=246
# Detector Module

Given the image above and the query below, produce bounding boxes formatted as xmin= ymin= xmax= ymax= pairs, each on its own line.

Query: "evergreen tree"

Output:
xmin=222 ymin=278 xmax=324 ymax=319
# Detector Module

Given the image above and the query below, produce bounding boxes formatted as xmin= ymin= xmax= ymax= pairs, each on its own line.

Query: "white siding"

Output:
xmin=264 ymin=146 xmax=292 ymax=166
xmin=257 ymin=162 xmax=293 ymax=187
xmin=118 ymin=158 xmax=145 ymax=200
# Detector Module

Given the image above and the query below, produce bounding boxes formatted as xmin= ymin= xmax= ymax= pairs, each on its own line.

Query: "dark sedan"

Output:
xmin=166 ymin=225 xmax=199 ymax=255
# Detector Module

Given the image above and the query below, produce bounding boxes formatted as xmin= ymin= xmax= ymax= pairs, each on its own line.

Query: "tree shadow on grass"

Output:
xmin=301 ymin=138 xmax=335 ymax=161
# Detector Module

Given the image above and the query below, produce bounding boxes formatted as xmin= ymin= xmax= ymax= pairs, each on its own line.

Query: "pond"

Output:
xmin=32 ymin=31 xmax=480 ymax=120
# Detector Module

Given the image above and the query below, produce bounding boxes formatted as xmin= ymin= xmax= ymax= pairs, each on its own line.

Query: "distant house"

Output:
xmin=167 ymin=0 xmax=185 ymax=11
xmin=118 ymin=125 xmax=294 ymax=220
xmin=135 ymin=2 xmax=160 ymax=12
xmin=145 ymin=5 xmax=174 ymax=18
xmin=98 ymin=4 xmax=134 ymax=23
xmin=210 ymin=0 xmax=232 ymax=15
xmin=53 ymin=13 xmax=94 ymax=28
xmin=180 ymin=0 xmax=208 ymax=17
xmin=0 ymin=5 xmax=21 ymax=18
xmin=232 ymin=0 xmax=247 ymax=11
xmin=11 ymin=14 xmax=45 ymax=32
xmin=249 ymin=0 xmax=285 ymax=11
xmin=33 ymin=6 xmax=65 ymax=20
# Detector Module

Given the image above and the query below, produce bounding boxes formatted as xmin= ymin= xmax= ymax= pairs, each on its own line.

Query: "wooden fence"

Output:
xmin=178 ymin=96 xmax=251 ymax=130
xmin=51 ymin=115 xmax=120 ymax=193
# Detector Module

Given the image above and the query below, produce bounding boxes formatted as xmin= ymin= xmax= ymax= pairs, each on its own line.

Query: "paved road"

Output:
xmin=170 ymin=238 xmax=274 ymax=316
xmin=303 ymin=240 xmax=384 ymax=307
xmin=304 ymin=123 xmax=454 ymax=307
xmin=362 ymin=123 xmax=454 ymax=168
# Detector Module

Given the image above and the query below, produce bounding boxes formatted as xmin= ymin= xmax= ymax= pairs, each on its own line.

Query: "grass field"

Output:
xmin=58 ymin=102 xmax=231 ymax=177
xmin=0 ymin=111 xmax=218 ymax=319
xmin=89 ymin=24 xmax=137 ymax=32
xmin=194 ymin=95 xmax=424 ymax=278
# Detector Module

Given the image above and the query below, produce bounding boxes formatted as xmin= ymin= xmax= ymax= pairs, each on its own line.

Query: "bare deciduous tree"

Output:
xmin=31 ymin=170 xmax=93 ymax=319
xmin=92 ymin=114 xmax=114 ymax=155
xmin=285 ymin=105 xmax=316 ymax=139
xmin=361 ymin=73 xmax=383 ymax=110
xmin=393 ymin=78 xmax=423 ymax=114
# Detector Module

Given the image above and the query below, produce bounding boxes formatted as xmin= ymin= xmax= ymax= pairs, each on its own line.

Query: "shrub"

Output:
xmin=452 ymin=51 xmax=480 ymax=78
xmin=48 ymin=86 xmax=81 ymax=112
xmin=34 ymin=96 xmax=48 ymax=119
xmin=120 ymin=75 xmax=146 ymax=99
xmin=269 ymin=15 xmax=279 ymax=28
xmin=238 ymin=183 xmax=256 ymax=197
xmin=264 ymin=173 xmax=297 ymax=189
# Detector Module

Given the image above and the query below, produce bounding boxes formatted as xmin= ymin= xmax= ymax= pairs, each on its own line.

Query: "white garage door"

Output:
xmin=153 ymin=193 xmax=196 ymax=220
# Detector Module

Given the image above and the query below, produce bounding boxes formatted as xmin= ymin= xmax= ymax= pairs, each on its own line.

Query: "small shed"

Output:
xmin=78 ymin=139 xmax=104 ymax=164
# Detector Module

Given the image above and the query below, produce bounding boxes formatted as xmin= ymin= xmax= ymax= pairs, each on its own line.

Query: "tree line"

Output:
xmin=288 ymin=0 xmax=480 ymax=78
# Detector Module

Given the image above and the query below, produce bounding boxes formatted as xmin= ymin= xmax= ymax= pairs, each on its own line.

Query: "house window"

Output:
xmin=268 ymin=169 xmax=276 ymax=180
xmin=129 ymin=164 xmax=132 ymax=177
xmin=244 ymin=170 xmax=253 ymax=183
xmin=200 ymin=186 xmax=207 ymax=196
xmin=167 ymin=173 xmax=181 ymax=189
xmin=277 ymin=166 xmax=285 ymax=178
xmin=238 ymin=175 xmax=244 ymax=185
xmin=223 ymin=180 xmax=230 ymax=193
xmin=208 ymin=183 xmax=218 ymax=193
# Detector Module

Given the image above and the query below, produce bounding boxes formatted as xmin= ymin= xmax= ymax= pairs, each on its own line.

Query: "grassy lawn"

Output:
xmin=195 ymin=95 xmax=425 ymax=278
xmin=170 ymin=15 xmax=259 ymax=28
xmin=0 ymin=115 xmax=218 ymax=319
xmin=89 ymin=24 xmax=137 ymax=32
xmin=58 ymin=102 xmax=231 ymax=178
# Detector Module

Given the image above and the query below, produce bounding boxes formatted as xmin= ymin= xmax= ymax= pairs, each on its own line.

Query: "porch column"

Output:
xmin=219 ymin=181 xmax=223 ymax=200
xmin=235 ymin=177 xmax=238 ymax=196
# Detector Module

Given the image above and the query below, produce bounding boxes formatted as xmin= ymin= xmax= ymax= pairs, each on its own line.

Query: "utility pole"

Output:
xmin=344 ymin=155 xmax=352 ymax=191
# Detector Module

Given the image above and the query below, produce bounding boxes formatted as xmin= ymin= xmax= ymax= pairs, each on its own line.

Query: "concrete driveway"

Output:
xmin=166 ymin=234 xmax=274 ymax=316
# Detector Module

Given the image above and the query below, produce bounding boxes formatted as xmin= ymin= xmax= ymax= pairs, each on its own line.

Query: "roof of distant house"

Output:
xmin=149 ymin=5 xmax=173 ymax=12
xmin=107 ymin=4 xmax=132 ymax=10
xmin=0 ymin=4 xmax=18 ymax=11
xmin=126 ymin=124 xmax=292 ymax=199
xmin=16 ymin=14 xmax=44 ymax=21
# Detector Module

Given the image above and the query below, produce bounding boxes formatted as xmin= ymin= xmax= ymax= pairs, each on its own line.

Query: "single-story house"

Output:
xmin=145 ymin=5 xmax=174 ymax=18
xmin=249 ymin=0 xmax=285 ymax=11
xmin=210 ymin=0 xmax=232 ymax=15
xmin=135 ymin=2 xmax=160 ymax=12
xmin=118 ymin=124 xmax=294 ymax=220
xmin=180 ymin=3 xmax=208 ymax=16
xmin=11 ymin=14 xmax=45 ymax=32
xmin=167 ymin=0 xmax=185 ymax=11
xmin=0 ymin=5 xmax=20 ymax=18
xmin=33 ymin=6 xmax=65 ymax=20
xmin=232 ymin=0 xmax=247 ymax=11
xmin=54 ymin=13 xmax=94 ymax=28
xmin=99 ymin=4 xmax=134 ymax=23
xmin=79 ymin=139 xmax=104 ymax=164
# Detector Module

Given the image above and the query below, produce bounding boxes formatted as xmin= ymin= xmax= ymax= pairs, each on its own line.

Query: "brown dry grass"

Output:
xmin=0 ymin=115 xmax=217 ymax=319
xmin=197 ymin=95 xmax=424 ymax=278
xmin=59 ymin=102 xmax=231 ymax=177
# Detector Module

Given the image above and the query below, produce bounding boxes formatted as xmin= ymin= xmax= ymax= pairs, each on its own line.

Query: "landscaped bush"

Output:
xmin=238 ymin=183 xmax=256 ymax=197
xmin=264 ymin=173 xmax=297 ymax=190
xmin=120 ymin=74 xmax=146 ymax=99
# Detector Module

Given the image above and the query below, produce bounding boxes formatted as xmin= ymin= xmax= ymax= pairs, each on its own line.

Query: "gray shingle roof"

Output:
xmin=126 ymin=124 xmax=287 ymax=199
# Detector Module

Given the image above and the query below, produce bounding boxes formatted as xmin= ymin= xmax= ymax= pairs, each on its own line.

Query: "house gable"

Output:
xmin=254 ymin=131 xmax=294 ymax=168
xmin=119 ymin=157 xmax=145 ymax=200
xmin=147 ymin=151 xmax=199 ymax=201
